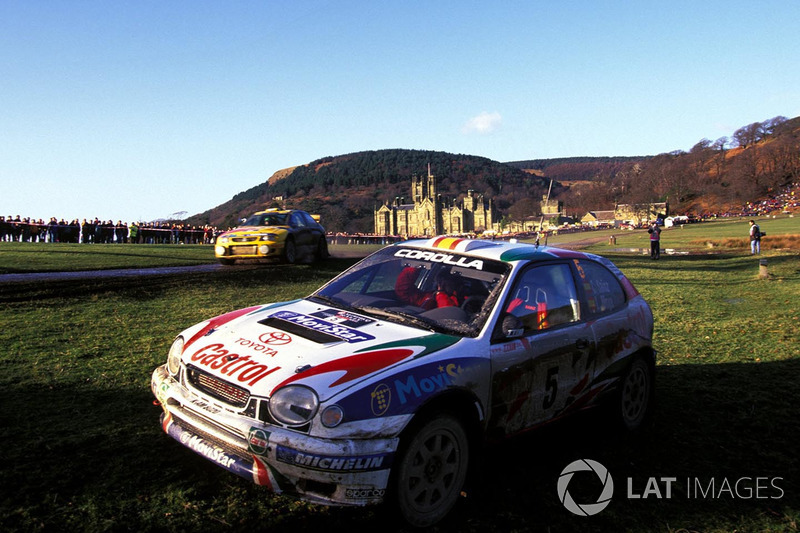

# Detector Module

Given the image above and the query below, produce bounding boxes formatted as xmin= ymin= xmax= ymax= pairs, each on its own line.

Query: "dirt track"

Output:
xmin=0 ymin=250 xmax=370 ymax=284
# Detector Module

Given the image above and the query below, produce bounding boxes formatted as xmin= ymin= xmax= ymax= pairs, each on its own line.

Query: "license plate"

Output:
xmin=231 ymin=245 xmax=257 ymax=255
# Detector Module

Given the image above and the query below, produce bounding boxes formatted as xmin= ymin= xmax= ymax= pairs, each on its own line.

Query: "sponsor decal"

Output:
xmin=270 ymin=310 xmax=375 ymax=343
xmin=310 ymin=309 xmax=374 ymax=327
xmin=394 ymin=363 xmax=464 ymax=405
xmin=189 ymin=397 xmax=222 ymax=414
xmin=190 ymin=343 xmax=281 ymax=386
xmin=345 ymin=488 xmax=386 ymax=500
xmin=394 ymin=248 xmax=484 ymax=270
xmin=258 ymin=331 xmax=293 ymax=345
xmin=332 ymin=357 xmax=481 ymax=423
xmin=179 ymin=432 xmax=237 ymax=468
xmin=276 ymin=445 xmax=390 ymax=472
xmin=233 ymin=337 xmax=279 ymax=356
xmin=370 ymin=383 xmax=391 ymax=416
xmin=248 ymin=428 xmax=270 ymax=455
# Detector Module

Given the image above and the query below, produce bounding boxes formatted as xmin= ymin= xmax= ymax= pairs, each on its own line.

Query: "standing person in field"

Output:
xmin=749 ymin=220 xmax=761 ymax=255
xmin=648 ymin=221 xmax=661 ymax=260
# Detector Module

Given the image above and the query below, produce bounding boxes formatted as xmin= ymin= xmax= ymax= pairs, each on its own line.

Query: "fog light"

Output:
xmin=259 ymin=244 xmax=270 ymax=254
xmin=215 ymin=246 xmax=226 ymax=256
xmin=321 ymin=405 xmax=344 ymax=428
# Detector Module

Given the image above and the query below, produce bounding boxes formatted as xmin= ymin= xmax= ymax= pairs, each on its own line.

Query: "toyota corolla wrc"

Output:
xmin=152 ymin=237 xmax=655 ymax=526
xmin=214 ymin=209 xmax=328 ymax=265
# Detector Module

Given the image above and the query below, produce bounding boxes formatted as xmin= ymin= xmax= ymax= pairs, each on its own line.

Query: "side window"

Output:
xmin=301 ymin=212 xmax=317 ymax=226
xmin=573 ymin=259 xmax=626 ymax=315
xmin=504 ymin=263 xmax=579 ymax=334
xmin=289 ymin=213 xmax=306 ymax=228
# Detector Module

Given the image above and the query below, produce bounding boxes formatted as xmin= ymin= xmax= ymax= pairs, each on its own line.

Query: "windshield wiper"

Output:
xmin=307 ymin=294 xmax=355 ymax=312
xmin=357 ymin=306 xmax=441 ymax=333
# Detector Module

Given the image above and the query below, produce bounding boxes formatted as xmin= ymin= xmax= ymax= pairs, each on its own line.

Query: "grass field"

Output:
xmin=1 ymin=216 xmax=798 ymax=532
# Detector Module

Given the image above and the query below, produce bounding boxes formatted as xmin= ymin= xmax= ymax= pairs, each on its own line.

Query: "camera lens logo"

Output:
xmin=557 ymin=459 xmax=614 ymax=516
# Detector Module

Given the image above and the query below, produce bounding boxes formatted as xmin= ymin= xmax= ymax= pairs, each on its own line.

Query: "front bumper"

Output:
xmin=215 ymin=242 xmax=282 ymax=260
xmin=151 ymin=365 xmax=398 ymax=506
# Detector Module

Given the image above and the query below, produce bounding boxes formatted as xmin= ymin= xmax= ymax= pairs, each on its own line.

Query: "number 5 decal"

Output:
xmin=543 ymin=366 xmax=559 ymax=409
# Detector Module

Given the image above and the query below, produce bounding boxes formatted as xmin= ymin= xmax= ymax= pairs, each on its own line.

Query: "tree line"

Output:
xmin=559 ymin=116 xmax=800 ymax=216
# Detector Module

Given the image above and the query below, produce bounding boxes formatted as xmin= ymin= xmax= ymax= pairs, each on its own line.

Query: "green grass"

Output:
xmin=0 ymin=242 xmax=385 ymax=274
xmin=1 ymin=221 xmax=799 ymax=532
xmin=0 ymin=243 xmax=215 ymax=273
xmin=2 ymin=216 xmax=795 ymax=274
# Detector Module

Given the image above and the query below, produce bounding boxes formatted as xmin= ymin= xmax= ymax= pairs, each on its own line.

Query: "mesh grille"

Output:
xmin=187 ymin=366 xmax=250 ymax=408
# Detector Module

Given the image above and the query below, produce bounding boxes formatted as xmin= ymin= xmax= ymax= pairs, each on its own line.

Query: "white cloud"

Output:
xmin=462 ymin=111 xmax=502 ymax=134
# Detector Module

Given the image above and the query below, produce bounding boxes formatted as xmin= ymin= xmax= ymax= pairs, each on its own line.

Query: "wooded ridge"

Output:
xmin=188 ymin=115 xmax=799 ymax=232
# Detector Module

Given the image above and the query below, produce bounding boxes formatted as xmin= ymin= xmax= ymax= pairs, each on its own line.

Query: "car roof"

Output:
xmin=397 ymin=236 xmax=597 ymax=264
xmin=252 ymin=209 xmax=294 ymax=215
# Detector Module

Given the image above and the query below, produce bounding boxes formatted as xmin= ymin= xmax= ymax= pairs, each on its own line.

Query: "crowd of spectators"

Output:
xmin=698 ymin=183 xmax=800 ymax=219
xmin=0 ymin=217 xmax=218 ymax=244
xmin=3 ymin=184 xmax=797 ymax=246
xmin=739 ymin=183 xmax=799 ymax=217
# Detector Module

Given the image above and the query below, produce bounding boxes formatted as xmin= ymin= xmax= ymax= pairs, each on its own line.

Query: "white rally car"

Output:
xmin=151 ymin=237 xmax=655 ymax=526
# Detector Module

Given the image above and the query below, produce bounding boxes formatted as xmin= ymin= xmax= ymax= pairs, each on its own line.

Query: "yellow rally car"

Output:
xmin=215 ymin=209 xmax=328 ymax=265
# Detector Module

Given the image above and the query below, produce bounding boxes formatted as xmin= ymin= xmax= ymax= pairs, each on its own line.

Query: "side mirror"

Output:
xmin=501 ymin=314 xmax=524 ymax=339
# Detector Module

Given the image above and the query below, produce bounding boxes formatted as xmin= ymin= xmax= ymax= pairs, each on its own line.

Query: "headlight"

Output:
xmin=269 ymin=386 xmax=319 ymax=426
xmin=259 ymin=233 xmax=278 ymax=241
xmin=218 ymin=236 xmax=229 ymax=243
xmin=167 ymin=336 xmax=184 ymax=375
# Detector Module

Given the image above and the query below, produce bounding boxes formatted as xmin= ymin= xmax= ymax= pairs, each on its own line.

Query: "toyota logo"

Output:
xmin=258 ymin=331 xmax=292 ymax=345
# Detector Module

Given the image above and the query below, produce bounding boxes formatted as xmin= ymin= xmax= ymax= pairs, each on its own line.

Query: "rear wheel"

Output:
xmin=315 ymin=237 xmax=329 ymax=261
xmin=394 ymin=413 xmax=469 ymax=528
xmin=616 ymin=357 xmax=653 ymax=431
xmin=282 ymin=238 xmax=297 ymax=264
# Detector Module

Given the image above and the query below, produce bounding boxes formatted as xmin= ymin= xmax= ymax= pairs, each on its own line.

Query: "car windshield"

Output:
xmin=310 ymin=245 xmax=510 ymax=337
xmin=243 ymin=213 xmax=288 ymax=226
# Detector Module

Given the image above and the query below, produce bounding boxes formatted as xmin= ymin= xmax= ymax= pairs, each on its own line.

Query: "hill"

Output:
xmin=187 ymin=115 xmax=800 ymax=231
xmin=189 ymin=150 xmax=553 ymax=232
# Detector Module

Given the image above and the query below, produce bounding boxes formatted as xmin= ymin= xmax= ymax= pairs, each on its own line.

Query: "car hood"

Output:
xmin=222 ymin=225 xmax=289 ymax=236
xmin=179 ymin=299 xmax=461 ymax=401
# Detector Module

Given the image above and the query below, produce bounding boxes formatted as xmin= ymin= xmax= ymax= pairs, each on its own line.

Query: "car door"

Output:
xmin=487 ymin=262 xmax=596 ymax=438
xmin=289 ymin=212 xmax=313 ymax=252
xmin=571 ymin=258 xmax=633 ymax=385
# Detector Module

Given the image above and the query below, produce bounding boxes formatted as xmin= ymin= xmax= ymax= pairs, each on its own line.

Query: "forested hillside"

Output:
xmin=556 ymin=115 xmax=800 ymax=216
xmin=190 ymin=150 xmax=552 ymax=232
xmin=188 ymin=115 xmax=800 ymax=231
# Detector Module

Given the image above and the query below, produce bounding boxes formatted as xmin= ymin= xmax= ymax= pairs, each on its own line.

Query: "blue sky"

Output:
xmin=2 ymin=1 xmax=798 ymax=223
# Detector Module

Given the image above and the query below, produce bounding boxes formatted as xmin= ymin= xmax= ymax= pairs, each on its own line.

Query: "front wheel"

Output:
xmin=218 ymin=257 xmax=235 ymax=266
xmin=282 ymin=238 xmax=297 ymax=264
xmin=393 ymin=413 xmax=469 ymax=528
